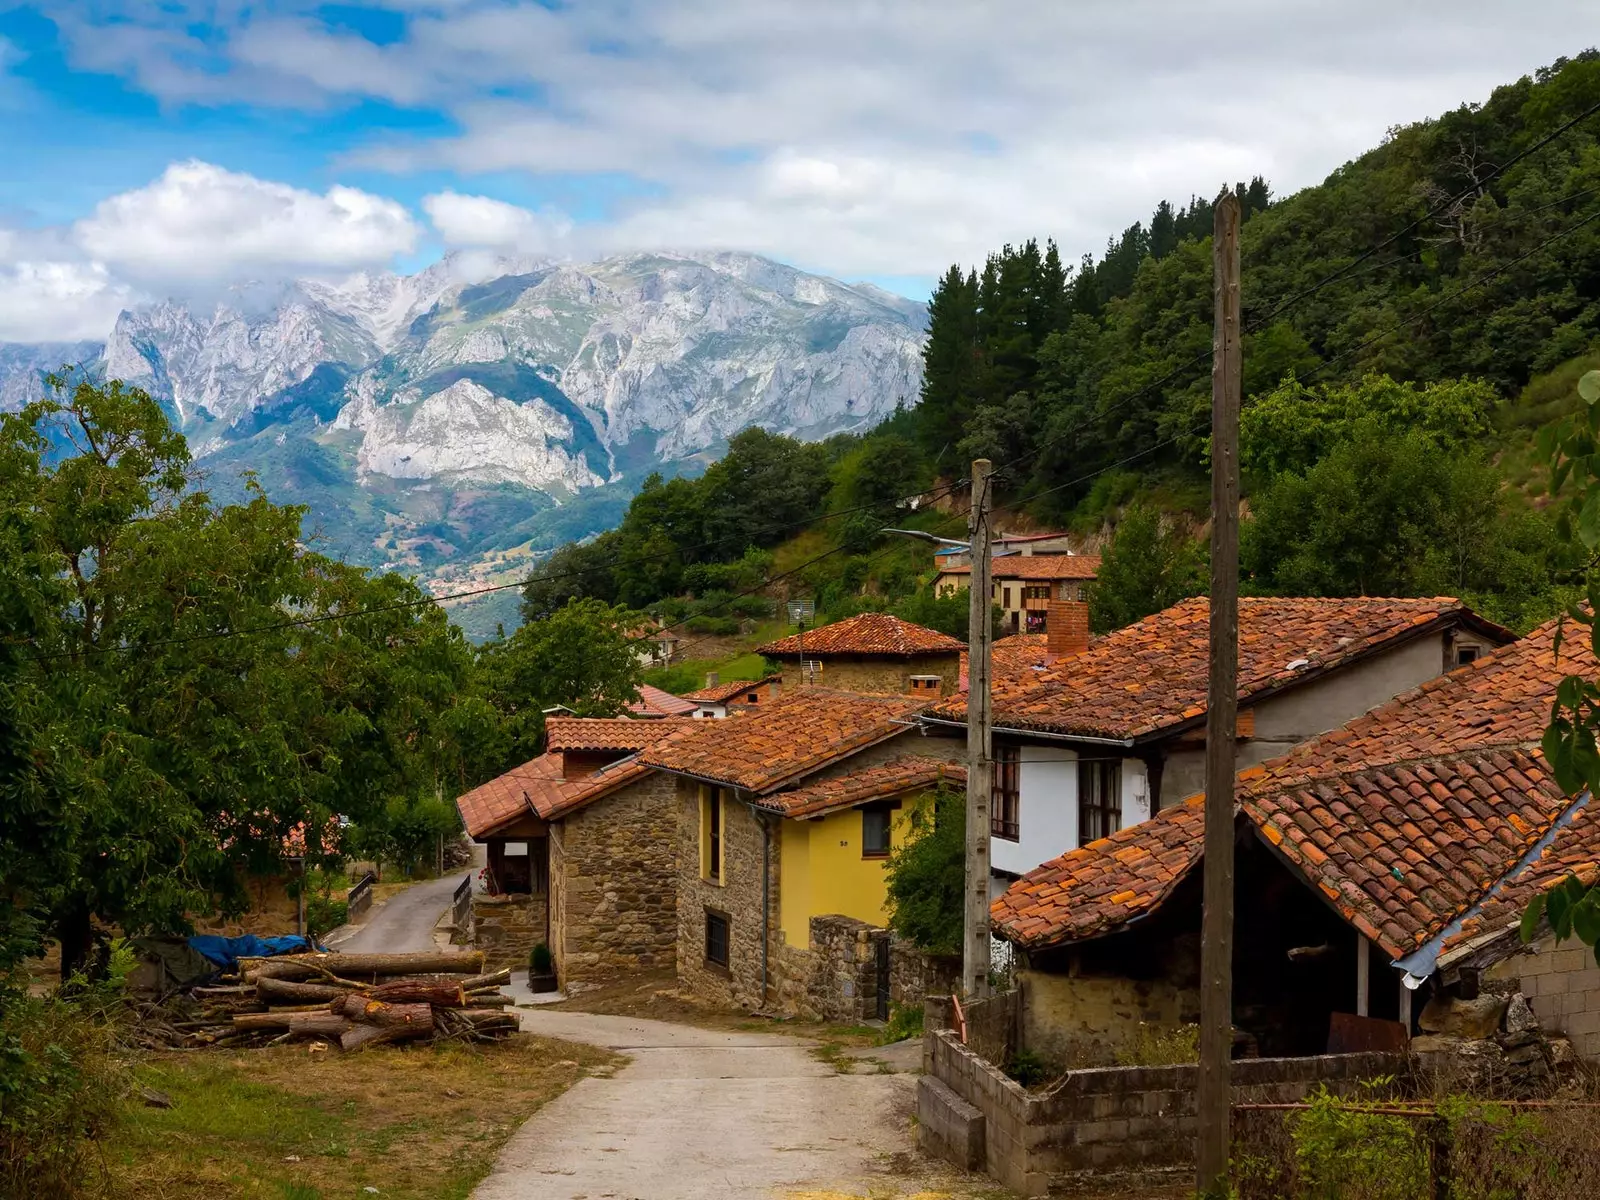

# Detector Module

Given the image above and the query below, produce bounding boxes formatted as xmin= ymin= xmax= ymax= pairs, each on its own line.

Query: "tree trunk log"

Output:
xmin=458 ymin=968 xmax=512 ymax=991
xmin=365 ymin=980 xmax=466 ymax=1007
xmin=257 ymin=977 xmax=350 ymax=1005
xmin=284 ymin=1014 xmax=354 ymax=1040
xmin=331 ymin=997 xmax=435 ymax=1030
xmin=242 ymin=951 xmax=483 ymax=982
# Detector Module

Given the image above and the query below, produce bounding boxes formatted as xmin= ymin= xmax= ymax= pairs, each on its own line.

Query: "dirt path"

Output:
xmin=330 ymin=872 xmax=470 ymax=954
xmin=474 ymin=1006 xmax=986 ymax=1200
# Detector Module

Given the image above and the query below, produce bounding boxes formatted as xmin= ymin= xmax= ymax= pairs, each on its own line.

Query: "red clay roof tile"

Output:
xmin=938 ymin=554 xmax=1101 ymax=582
xmin=682 ymin=676 xmax=781 ymax=703
xmin=757 ymin=613 xmax=964 ymax=658
xmin=757 ymin=756 xmax=966 ymax=818
xmin=545 ymin=716 xmax=687 ymax=753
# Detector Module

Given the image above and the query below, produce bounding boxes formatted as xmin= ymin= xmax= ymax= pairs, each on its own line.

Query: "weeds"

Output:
xmin=879 ymin=1003 xmax=923 ymax=1045
xmin=1112 ymin=1022 xmax=1199 ymax=1067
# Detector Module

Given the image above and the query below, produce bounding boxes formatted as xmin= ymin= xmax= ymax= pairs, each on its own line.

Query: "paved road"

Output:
xmin=474 ymin=1006 xmax=945 ymax=1200
xmin=331 ymin=873 xmax=470 ymax=954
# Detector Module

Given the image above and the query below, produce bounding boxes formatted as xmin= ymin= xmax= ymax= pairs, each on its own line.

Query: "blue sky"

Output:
xmin=0 ymin=1 xmax=1591 ymax=341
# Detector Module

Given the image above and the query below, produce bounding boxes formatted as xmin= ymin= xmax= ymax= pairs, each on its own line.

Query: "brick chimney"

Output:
xmin=1046 ymin=600 xmax=1090 ymax=658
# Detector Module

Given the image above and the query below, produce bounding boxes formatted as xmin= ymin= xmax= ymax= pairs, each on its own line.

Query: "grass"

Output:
xmin=98 ymin=1034 xmax=619 ymax=1200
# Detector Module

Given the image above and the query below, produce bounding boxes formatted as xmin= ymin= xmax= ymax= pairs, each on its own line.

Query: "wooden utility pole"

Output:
xmin=1196 ymin=189 xmax=1242 ymax=1193
xmin=964 ymin=458 xmax=995 ymax=998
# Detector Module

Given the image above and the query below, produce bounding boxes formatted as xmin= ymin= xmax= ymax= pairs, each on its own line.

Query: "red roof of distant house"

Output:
xmin=683 ymin=676 xmax=780 ymax=703
xmin=757 ymin=613 xmax=964 ymax=658
xmin=991 ymin=617 xmax=1595 ymax=967
xmin=639 ymin=687 xmax=925 ymax=794
xmin=757 ymin=756 xmax=966 ymax=818
xmin=938 ymin=554 xmax=1101 ymax=581
xmin=929 ymin=596 xmax=1512 ymax=742
xmin=456 ymin=753 xmax=656 ymax=836
xmin=629 ymin=684 xmax=698 ymax=717
xmin=545 ymin=716 xmax=685 ymax=753
xmin=959 ymin=633 xmax=1056 ymax=691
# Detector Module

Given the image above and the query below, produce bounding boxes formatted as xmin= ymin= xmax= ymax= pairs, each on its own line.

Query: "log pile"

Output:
xmin=154 ymin=951 xmax=520 ymax=1050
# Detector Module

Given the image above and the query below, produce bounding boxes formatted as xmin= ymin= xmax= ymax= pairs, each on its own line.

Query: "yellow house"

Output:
xmin=768 ymin=758 xmax=963 ymax=950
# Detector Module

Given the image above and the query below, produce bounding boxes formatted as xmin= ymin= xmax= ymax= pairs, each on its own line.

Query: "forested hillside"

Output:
xmin=526 ymin=51 xmax=1600 ymax=636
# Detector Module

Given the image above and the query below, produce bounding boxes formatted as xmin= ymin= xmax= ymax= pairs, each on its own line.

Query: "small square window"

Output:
xmin=705 ymin=909 xmax=730 ymax=967
xmin=1456 ymin=645 xmax=1480 ymax=667
xmin=862 ymin=807 xmax=892 ymax=857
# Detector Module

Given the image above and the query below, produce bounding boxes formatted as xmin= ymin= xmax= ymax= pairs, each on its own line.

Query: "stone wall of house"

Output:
xmin=676 ymin=779 xmax=778 ymax=1010
xmin=1018 ymin=966 xmax=1200 ymax=1068
xmin=891 ymin=936 xmax=961 ymax=1009
xmin=551 ymin=773 xmax=679 ymax=989
xmin=776 ymin=653 xmax=960 ymax=697
xmin=771 ymin=919 xmax=963 ymax=1022
xmin=472 ymin=893 xmax=548 ymax=973
xmin=1490 ymin=934 xmax=1600 ymax=1059
xmin=919 ymin=1015 xmax=1405 ymax=1197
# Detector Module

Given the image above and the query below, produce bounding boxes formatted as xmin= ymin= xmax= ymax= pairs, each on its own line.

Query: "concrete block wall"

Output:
xmin=1494 ymin=935 xmax=1600 ymax=1057
xmin=921 ymin=1023 xmax=1406 ymax=1197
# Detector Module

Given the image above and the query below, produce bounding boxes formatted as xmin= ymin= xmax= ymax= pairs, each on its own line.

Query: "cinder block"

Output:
xmin=917 ymin=1074 xmax=985 ymax=1172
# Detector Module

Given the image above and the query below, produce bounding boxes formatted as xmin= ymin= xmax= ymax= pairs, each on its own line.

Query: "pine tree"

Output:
xmin=1149 ymin=199 xmax=1178 ymax=259
xmin=917 ymin=264 xmax=980 ymax=463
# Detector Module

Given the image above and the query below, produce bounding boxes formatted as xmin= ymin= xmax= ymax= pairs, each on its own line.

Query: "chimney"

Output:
xmin=1046 ymin=600 xmax=1090 ymax=658
xmin=706 ymin=670 xmax=719 ymax=689
xmin=768 ymin=679 xmax=782 ymax=700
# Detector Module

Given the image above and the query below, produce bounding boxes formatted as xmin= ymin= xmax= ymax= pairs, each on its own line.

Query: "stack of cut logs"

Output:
xmin=181 ymin=950 xmax=519 ymax=1051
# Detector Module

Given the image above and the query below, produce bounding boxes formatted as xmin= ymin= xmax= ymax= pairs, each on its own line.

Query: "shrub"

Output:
xmin=879 ymin=1003 xmax=924 ymax=1045
xmin=530 ymin=943 xmax=553 ymax=975
xmin=305 ymin=894 xmax=349 ymax=937
xmin=1113 ymin=1021 xmax=1199 ymax=1066
xmin=1290 ymin=1084 xmax=1427 ymax=1200
xmin=0 ymin=982 xmax=124 ymax=1197
xmin=1003 ymin=1048 xmax=1052 ymax=1089
xmin=684 ymin=615 xmax=738 ymax=635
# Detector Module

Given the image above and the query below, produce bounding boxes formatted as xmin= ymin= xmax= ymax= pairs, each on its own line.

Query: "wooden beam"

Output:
xmin=1357 ymin=935 xmax=1370 ymax=1018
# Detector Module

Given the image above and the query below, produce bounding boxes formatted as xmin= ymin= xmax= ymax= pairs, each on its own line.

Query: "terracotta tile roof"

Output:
xmin=993 ymin=618 xmax=1594 ymax=961
xmin=960 ymin=633 xmax=1057 ymax=692
xmin=683 ymin=676 xmax=780 ymax=703
xmin=758 ymin=756 xmax=967 ymax=818
xmin=757 ymin=613 xmax=964 ymax=658
xmin=545 ymin=716 xmax=684 ymax=753
xmin=638 ymin=687 xmax=925 ymax=794
xmin=930 ymin=596 xmax=1510 ymax=741
xmin=455 ymin=749 xmax=659 ymax=836
xmin=628 ymin=684 xmax=698 ymax=717
xmin=992 ymin=795 xmax=1206 ymax=948
xmin=937 ymin=554 xmax=1101 ymax=581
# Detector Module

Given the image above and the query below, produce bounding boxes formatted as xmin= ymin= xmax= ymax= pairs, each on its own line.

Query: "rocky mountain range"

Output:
xmin=1 ymin=251 xmax=927 ymax=634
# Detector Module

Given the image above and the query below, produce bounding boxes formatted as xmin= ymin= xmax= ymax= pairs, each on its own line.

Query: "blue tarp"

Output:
xmin=186 ymin=933 xmax=320 ymax=972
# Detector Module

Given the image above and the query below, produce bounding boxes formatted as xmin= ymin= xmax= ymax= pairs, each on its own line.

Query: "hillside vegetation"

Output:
xmin=525 ymin=51 xmax=1600 ymax=640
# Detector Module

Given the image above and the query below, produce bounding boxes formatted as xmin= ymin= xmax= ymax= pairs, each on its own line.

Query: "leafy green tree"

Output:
xmin=885 ymin=785 xmax=966 ymax=955
xmin=476 ymin=597 xmax=646 ymax=771
xmin=829 ymin=434 xmax=925 ymax=519
xmin=1088 ymin=503 xmax=1207 ymax=634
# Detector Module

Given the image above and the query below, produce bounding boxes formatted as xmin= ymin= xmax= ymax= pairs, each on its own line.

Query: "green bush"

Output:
xmin=1289 ymin=1084 xmax=1427 ymax=1200
xmin=0 ymin=982 xmax=124 ymax=1197
xmin=684 ymin=615 xmax=739 ymax=635
xmin=305 ymin=894 xmax=349 ymax=937
xmin=879 ymin=1003 xmax=924 ymax=1044
xmin=1003 ymin=1048 xmax=1052 ymax=1088
xmin=530 ymin=943 xmax=554 ymax=975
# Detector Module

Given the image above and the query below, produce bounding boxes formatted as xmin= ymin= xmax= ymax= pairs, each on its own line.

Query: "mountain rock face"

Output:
xmin=0 ymin=251 xmax=926 ymax=633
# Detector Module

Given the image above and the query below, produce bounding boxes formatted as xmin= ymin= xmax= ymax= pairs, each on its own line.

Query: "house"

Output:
xmin=934 ymin=530 xmax=1082 ymax=569
xmin=682 ymin=673 xmax=783 ymax=718
xmin=633 ymin=621 xmax=681 ymax=669
xmin=923 ymin=595 xmax=1513 ymax=892
xmin=628 ymin=682 xmax=698 ymax=718
xmin=935 ymin=553 xmax=1102 ymax=634
xmin=638 ymin=688 xmax=965 ymax=1018
xmin=756 ymin=612 xmax=965 ymax=697
xmin=990 ymin=616 xmax=1600 ymax=1069
xmin=454 ymin=716 xmax=684 ymax=984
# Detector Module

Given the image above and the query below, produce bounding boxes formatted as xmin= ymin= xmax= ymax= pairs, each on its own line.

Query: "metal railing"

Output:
xmin=451 ymin=873 xmax=473 ymax=930
xmin=346 ymin=871 xmax=377 ymax=922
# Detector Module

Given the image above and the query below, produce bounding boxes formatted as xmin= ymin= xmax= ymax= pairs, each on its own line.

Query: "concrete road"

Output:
xmin=474 ymin=1007 xmax=949 ymax=1200
xmin=331 ymin=872 xmax=470 ymax=954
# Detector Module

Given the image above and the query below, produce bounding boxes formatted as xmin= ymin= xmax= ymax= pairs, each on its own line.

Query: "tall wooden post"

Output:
xmin=1197 ymin=190 xmax=1242 ymax=1194
xmin=965 ymin=459 xmax=995 ymax=998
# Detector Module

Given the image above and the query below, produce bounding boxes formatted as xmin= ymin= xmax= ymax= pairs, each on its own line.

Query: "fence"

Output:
xmin=451 ymin=873 xmax=473 ymax=931
xmin=345 ymin=871 xmax=376 ymax=923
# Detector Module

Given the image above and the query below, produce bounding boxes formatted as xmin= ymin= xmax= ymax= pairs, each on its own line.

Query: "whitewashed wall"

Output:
xmin=992 ymin=745 xmax=1149 ymax=878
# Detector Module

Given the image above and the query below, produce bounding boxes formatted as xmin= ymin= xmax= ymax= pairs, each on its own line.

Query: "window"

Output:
xmin=862 ymin=806 xmax=893 ymax=857
xmin=1079 ymin=759 xmax=1122 ymax=845
xmin=1456 ymin=644 xmax=1481 ymax=668
xmin=910 ymin=675 xmax=941 ymax=694
xmin=746 ymin=691 xmax=759 ymax=703
xmin=1024 ymin=584 xmax=1050 ymax=601
xmin=704 ymin=909 xmax=730 ymax=967
xmin=992 ymin=743 xmax=1020 ymax=840
xmin=1003 ymin=585 xmax=1013 ymax=608
xmin=701 ymin=787 xmax=723 ymax=883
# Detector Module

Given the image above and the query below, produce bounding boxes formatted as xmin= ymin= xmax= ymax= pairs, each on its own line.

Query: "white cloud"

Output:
xmin=423 ymin=191 xmax=574 ymax=256
xmin=0 ymin=260 xmax=135 ymax=342
xmin=73 ymin=161 xmax=421 ymax=284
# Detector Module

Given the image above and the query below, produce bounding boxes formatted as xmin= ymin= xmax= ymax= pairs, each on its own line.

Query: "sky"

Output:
xmin=0 ymin=1 xmax=1593 ymax=342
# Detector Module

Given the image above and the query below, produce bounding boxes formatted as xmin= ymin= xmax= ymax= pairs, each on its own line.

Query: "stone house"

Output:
xmin=454 ymin=716 xmax=684 ymax=985
xmin=990 ymin=617 xmax=1600 ymax=1073
xmin=627 ymin=682 xmax=698 ymax=718
xmin=681 ymin=673 xmax=783 ymax=719
xmin=935 ymin=553 xmax=1101 ymax=635
xmin=638 ymin=687 xmax=966 ymax=1018
xmin=924 ymin=595 xmax=1514 ymax=891
xmin=756 ymin=612 xmax=965 ymax=697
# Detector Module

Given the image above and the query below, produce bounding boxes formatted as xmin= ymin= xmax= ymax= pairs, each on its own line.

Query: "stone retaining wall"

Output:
xmin=770 ymin=916 xmax=966 ymax=1022
xmin=472 ymin=894 xmax=548 ymax=973
xmin=921 ymin=1014 xmax=1404 ymax=1196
